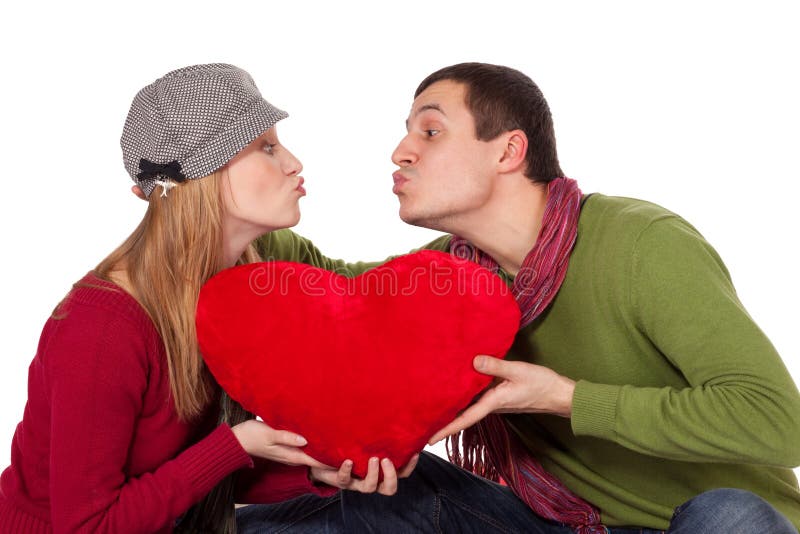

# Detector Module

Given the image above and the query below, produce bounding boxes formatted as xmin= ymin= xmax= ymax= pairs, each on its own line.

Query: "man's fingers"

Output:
xmin=474 ymin=355 xmax=516 ymax=379
xmin=428 ymin=396 xmax=495 ymax=445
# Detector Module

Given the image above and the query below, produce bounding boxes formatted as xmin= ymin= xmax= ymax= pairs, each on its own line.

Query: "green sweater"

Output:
xmin=255 ymin=194 xmax=800 ymax=529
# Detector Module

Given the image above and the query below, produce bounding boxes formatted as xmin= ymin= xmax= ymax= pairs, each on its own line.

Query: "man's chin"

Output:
xmin=399 ymin=207 xmax=447 ymax=233
xmin=398 ymin=206 xmax=423 ymax=227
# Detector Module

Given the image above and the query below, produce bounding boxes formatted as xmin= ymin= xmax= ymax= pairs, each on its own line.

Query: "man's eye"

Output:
xmin=425 ymin=129 xmax=440 ymax=137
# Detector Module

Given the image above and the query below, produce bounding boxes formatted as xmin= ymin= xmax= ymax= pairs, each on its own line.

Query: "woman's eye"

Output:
xmin=425 ymin=129 xmax=440 ymax=137
xmin=263 ymin=143 xmax=276 ymax=155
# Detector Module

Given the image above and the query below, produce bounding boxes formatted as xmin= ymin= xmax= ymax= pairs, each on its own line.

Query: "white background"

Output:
xmin=0 ymin=1 xmax=798 ymax=477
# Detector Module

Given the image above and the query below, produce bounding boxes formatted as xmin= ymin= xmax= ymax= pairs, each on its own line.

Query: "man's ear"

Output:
xmin=497 ymin=129 xmax=528 ymax=174
xmin=131 ymin=185 xmax=147 ymax=201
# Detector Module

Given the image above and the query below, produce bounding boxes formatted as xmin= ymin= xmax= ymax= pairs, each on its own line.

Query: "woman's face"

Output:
xmin=222 ymin=126 xmax=306 ymax=237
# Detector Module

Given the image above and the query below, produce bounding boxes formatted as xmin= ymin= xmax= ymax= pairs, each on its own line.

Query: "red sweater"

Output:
xmin=0 ymin=273 xmax=333 ymax=533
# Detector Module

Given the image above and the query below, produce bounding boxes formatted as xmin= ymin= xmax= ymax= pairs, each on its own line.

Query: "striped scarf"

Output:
xmin=448 ymin=177 xmax=606 ymax=534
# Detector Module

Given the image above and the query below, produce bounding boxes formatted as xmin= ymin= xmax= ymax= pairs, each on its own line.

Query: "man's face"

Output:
xmin=391 ymin=80 xmax=499 ymax=231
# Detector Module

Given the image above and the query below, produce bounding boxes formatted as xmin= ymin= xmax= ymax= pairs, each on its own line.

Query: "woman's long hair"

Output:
xmin=95 ymin=172 xmax=259 ymax=533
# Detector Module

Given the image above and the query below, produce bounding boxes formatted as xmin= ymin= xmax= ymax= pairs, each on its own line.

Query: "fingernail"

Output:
xmin=370 ymin=457 xmax=379 ymax=464
xmin=296 ymin=436 xmax=307 ymax=445
xmin=474 ymin=356 xmax=485 ymax=370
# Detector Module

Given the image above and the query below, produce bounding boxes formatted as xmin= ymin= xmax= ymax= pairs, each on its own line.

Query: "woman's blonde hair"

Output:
xmin=95 ymin=171 xmax=260 ymax=421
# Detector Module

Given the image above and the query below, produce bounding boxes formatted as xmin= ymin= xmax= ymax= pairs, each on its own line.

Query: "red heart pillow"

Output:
xmin=196 ymin=250 xmax=520 ymax=477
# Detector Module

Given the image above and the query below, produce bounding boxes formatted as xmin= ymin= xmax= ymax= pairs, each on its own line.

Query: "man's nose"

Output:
xmin=391 ymin=135 xmax=417 ymax=167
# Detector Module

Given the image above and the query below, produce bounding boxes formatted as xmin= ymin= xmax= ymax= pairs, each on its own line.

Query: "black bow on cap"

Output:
xmin=136 ymin=158 xmax=187 ymax=182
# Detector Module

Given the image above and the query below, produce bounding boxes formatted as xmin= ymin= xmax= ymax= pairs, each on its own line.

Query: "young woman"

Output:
xmin=0 ymin=63 xmax=411 ymax=534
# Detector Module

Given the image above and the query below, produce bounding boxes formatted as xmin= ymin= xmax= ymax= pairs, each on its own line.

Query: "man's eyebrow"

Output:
xmin=405 ymin=103 xmax=446 ymax=130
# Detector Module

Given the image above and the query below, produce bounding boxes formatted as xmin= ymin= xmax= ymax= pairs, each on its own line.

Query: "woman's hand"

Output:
xmin=309 ymin=454 xmax=419 ymax=496
xmin=231 ymin=419 xmax=328 ymax=469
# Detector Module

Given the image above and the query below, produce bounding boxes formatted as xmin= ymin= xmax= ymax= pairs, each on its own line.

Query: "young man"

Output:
xmin=252 ymin=63 xmax=800 ymax=533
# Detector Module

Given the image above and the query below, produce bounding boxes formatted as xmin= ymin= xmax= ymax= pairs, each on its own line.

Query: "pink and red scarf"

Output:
xmin=449 ymin=177 xmax=606 ymax=534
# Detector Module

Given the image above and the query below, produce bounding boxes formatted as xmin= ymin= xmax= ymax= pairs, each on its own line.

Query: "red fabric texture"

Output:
xmin=197 ymin=250 xmax=521 ymax=477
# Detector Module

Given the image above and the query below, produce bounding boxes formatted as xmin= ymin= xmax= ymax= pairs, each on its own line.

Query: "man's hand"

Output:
xmin=309 ymin=454 xmax=419 ymax=496
xmin=428 ymin=356 xmax=576 ymax=445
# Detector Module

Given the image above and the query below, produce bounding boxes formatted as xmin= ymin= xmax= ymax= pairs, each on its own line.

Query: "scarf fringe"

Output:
xmin=448 ymin=418 xmax=608 ymax=534
xmin=446 ymin=415 xmax=510 ymax=485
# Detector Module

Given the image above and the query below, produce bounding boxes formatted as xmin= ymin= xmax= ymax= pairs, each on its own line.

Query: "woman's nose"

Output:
xmin=283 ymin=150 xmax=303 ymax=175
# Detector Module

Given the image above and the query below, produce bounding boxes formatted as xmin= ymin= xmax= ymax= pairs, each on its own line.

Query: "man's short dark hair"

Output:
xmin=415 ymin=63 xmax=564 ymax=183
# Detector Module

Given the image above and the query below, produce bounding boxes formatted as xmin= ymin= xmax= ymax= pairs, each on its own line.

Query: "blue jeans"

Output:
xmin=236 ymin=452 xmax=798 ymax=533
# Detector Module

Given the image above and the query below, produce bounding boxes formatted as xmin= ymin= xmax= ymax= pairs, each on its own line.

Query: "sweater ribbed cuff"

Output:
xmin=306 ymin=472 xmax=340 ymax=498
xmin=571 ymin=380 xmax=621 ymax=440
xmin=0 ymin=497 xmax=50 ymax=534
xmin=175 ymin=424 xmax=253 ymax=498
xmin=279 ymin=470 xmax=339 ymax=500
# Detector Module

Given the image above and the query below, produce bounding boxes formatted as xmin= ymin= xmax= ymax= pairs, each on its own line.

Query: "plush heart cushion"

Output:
xmin=196 ymin=249 xmax=520 ymax=477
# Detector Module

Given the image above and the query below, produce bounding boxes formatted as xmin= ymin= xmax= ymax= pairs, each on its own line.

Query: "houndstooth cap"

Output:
xmin=120 ymin=63 xmax=288 ymax=198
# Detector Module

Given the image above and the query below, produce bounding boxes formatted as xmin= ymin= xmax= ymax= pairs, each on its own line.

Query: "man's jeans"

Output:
xmin=236 ymin=452 xmax=798 ymax=534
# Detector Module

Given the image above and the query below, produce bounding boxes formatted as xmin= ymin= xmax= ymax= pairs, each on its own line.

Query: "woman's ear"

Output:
xmin=131 ymin=185 xmax=147 ymax=201
xmin=497 ymin=129 xmax=528 ymax=174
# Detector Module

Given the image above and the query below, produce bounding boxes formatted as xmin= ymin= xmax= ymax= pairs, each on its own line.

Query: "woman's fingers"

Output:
xmin=398 ymin=454 xmax=419 ymax=478
xmin=263 ymin=444 xmax=328 ymax=468
xmin=336 ymin=460 xmax=354 ymax=486
xmin=310 ymin=455 xmax=417 ymax=495
xmin=269 ymin=428 xmax=308 ymax=447
xmin=377 ymin=458 xmax=398 ymax=495
xmin=359 ymin=457 xmax=380 ymax=492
